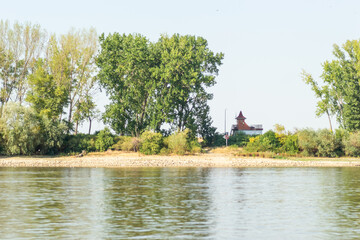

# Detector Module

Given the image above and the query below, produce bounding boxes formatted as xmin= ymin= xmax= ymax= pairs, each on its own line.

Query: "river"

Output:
xmin=0 ymin=167 xmax=360 ymax=239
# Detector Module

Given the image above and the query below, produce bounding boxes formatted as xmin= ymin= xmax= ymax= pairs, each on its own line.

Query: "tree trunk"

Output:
xmin=75 ymin=120 xmax=78 ymax=135
xmin=327 ymin=111 xmax=333 ymax=132
xmin=88 ymin=117 xmax=92 ymax=134
xmin=68 ymin=101 xmax=73 ymax=122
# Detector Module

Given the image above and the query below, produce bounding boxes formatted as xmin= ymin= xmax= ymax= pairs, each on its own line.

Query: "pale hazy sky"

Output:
xmin=2 ymin=0 xmax=360 ymax=133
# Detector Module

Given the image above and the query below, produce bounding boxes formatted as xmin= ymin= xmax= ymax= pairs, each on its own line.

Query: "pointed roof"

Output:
xmin=236 ymin=111 xmax=246 ymax=120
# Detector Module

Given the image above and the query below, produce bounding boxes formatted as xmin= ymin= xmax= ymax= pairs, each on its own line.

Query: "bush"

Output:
xmin=245 ymin=130 xmax=280 ymax=152
xmin=0 ymin=103 xmax=42 ymax=155
xmin=228 ymin=132 xmax=250 ymax=147
xmin=208 ymin=132 xmax=227 ymax=147
xmin=166 ymin=129 xmax=191 ymax=155
xmin=95 ymin=128 xmax=114 ymax=152
xmin=139 ymin=131 xmax=163 ymax=155
xmin=344 ymin=131 xmax=360 ymax=156
xmin=316 ymin=129 xmax=338 ymax=157
xmin=112 ymin=136 xmax=131 ymax=150
xmin=281 ymin=134 xmax=299 ymax=154
xmin=159 ymin=147 xmax=170 ymax=155
xmin=37 ymin=115 xmax=68 ymax=155
xmin=122 ymin=137 xmax=136 ymax=151
xmin=297 ymin=129 xmax=318 ymax=156
xmin=63 ymin=134 xmax=97 ymax=153
xmin=0 ymin=121 xmax=5 ymax=155
xmin=189 ymin=140 xmax=202 ymax=154
xmin=112 ymin=136 xmax=140 ymax=152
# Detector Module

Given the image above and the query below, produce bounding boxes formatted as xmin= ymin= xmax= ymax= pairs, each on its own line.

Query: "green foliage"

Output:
xmin=228 ymin=132 xmax=250 ymax=147
xmin=297 ymin=129 xmax=343 ymax=157
xmin=153 ymin=34 xmax=223 ymax=135
xmin=343 ymin=131 xmax=360 ymax=156
xmin=37 ymin=115 xmax=68 ymax=155
xmin=97 ymin=33 xmax=223 ymax=137
xmin=189 ymin=140 xmax=202 ymax=154
xmin=112 ymin=136 xmax=129 ymax=150
xmin=206 ymin=132 xmax=227 ymax=147
xmin=62 ymin=134 xmax=97 ymax=153
xmin=0 ymin=119 xmax=5 ymax=154
xmin=166 ymin=129 xmax=191 ymax=155
xmin=139 ymin=131 xmax=163 ymax=155
xmin=97 ymin=33 xmax=154 ymax=136
xmin=281 ymin=134 xmax=299 ymax=154
xmin=0 ymin=103 xmax=41 ymax=155
xmin=303 ymin=40 xmax=360 ymax=131
xmin=246 ymin=130 xmax=280 ymax=152
xmin=95 ymin=128 xmax=114 ymax=152
xmin=26 ymin=59 xmax=68 ymax=120
xmin=316 ymin=129 xmax=339 ymax=157
xmin=297 ymin=129 xmax=318 ymax=156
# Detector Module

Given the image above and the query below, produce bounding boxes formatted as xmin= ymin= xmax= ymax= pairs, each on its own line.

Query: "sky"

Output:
xmin=2 ymin=0 xmax=360 ymax=134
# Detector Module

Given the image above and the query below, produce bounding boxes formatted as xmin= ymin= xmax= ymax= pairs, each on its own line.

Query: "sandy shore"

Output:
xmin=1 ymin=152 xmax=360 ymax=168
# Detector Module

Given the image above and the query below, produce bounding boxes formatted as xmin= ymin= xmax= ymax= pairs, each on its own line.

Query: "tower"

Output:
xmin=236 ymin=111 xmax=251 ymax=130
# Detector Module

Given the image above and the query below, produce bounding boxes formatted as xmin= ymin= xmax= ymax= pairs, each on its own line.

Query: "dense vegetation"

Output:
xmin=2 ymin=20 xmax=360 ymax=158
xmin=0 ymin=20 xmax=223 ymax=155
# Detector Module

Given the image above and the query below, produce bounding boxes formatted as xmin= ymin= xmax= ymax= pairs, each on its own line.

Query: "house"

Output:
xmin=231 ymin=111 xmax=263 ymax=135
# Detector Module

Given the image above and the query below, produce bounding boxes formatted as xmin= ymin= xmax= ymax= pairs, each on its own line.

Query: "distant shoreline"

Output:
xmin=1 ymin=152 xmax=360 ymax=168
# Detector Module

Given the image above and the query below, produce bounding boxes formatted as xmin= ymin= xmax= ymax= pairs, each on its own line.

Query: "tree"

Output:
xmin=302 ymin=40 xmax=360 ymax=131
xmin=0 ymin=20 xmax=46 ymax=115
xmin=97 ymin=33 xmax=224 ymax=137
xmin=152 ymin=34 xmax=224 ymax=134
xmin=26 ymin=59 xmax=68 ymax=120
xmin=73 ymin=95 xmax=99 ymax=134
xmin=48 ymin=28 xmax=98 ymax=129
xmin=97 ymin=33 xmax=157 ymax=136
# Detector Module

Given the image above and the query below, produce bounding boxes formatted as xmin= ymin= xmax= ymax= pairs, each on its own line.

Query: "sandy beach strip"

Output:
xmin=1 ymin=152 xmax=360 ymax=168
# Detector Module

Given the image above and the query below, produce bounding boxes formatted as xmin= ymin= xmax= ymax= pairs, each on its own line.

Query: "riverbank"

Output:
xmin=1 ymin=151 xmax=360 ymax=168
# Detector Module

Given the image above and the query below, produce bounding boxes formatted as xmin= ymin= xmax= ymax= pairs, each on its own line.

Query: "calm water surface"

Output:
xmin=0 ymin=167 xmax=360 ymax=239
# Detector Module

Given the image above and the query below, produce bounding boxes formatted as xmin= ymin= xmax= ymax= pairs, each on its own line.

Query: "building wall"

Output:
xmin=235 ymin=130 xmax=262 ymax=135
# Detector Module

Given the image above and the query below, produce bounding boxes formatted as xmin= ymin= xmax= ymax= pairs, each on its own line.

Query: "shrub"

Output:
xmin=122 ymin=137 xmax=136 ymax=151
xmin=112 ymin=136 xmax=131 ymax=150
xmin=139 ymin=131 xmax=163 ymax=155
xmin=159 ymin=148 xmax=170 ymax=155
xmin=297 ymin=129 xmax=318 ymax=156
xmin=189 ymin=140 xmax=202 ymax=154
xmin=344 ymin=131 xmax=360 ymax=156
xmin=166 ymin=129 xmax=191 ymax=155
xmin=228 ymin=131 xmax=250 ymax=147
xmin=63 ymin=134 xmax=97 ymax=153
xmin=205 ymin=132 xmax=226 ymax=147
xmin=95 ymin=128 xmax=114 ymax=152
xmin=245 ymin=136 xmax=262 ymax=152
xmin=281 ymin=134 xmax=299 ymax=154
xmin=245 ymin=130 xmax=280 ymax=152
xmin=113 ymin=136 xmax=141 ymax=152
xmin=1 ymin=103 xmax=42 ymax=155
xmin=37 ymin=115 xmax=68 ymax=155
xmin=316 ymin=129 xmax=338 ymax=157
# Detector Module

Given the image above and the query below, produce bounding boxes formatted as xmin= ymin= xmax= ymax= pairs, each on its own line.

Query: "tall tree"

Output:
xmin=97 ymin=33 xmax=223 ymax=137
xmin=48 ymin=28 xmax=98 ymax=127
xmin=153 ymin=34 xmax=223 ymax=133
xmin=303 ymin=40 xmax=360 ymax=131
xmin=0 ymin=20 xmax=46 ymax=115
xmin=97 ymin=33 xmax=156 ymax=136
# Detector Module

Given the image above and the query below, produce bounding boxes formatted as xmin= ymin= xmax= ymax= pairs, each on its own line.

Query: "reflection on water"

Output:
xmin=0 ymin=167 xmax=360 ymax=239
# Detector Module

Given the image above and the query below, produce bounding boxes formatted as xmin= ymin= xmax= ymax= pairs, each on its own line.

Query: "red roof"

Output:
xmin=236 ymin=111 xmax=246 ymax=120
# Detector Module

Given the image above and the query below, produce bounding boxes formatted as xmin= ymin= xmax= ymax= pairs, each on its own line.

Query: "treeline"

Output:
xmin=0 ymin=20 xmax=224 ymax=155
xmin=227 ymin=125 xmax=360 ymax=158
